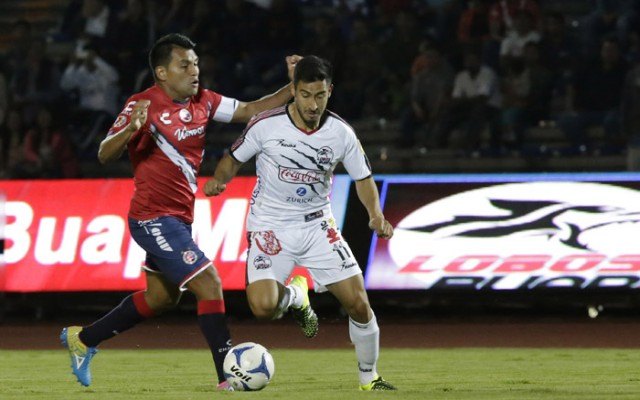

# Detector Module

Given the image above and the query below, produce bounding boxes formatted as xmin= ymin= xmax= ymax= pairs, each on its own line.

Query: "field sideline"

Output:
xmin=1 ymin=348 xmax=639 ymax=399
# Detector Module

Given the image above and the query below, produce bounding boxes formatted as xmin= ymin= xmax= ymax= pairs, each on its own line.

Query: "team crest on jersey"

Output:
xmin=253 ymin=255 xmax=272 ymax=270
xmin=182 ymin=250 xmax=198 ymax=265
xmin=253 ymin=231 xmax=282 ymax=255
xmin=316 ymin=147 xmax=334 ymax=165
xmin=179 ymin=109 xmax=192 ymax=123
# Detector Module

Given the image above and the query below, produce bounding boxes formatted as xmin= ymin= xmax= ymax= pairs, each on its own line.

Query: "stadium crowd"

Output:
xmin=1 ymin=0 xmax=640 ymax=179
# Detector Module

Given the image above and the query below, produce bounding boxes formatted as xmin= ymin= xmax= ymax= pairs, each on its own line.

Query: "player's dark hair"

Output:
xmin=148 ymin=33 xmax=196 ymax=81
xmin=293 ymin=55 xmax=333 ymax=86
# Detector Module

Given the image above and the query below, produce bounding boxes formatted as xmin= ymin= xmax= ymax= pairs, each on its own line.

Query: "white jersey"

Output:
xmin=231 ymin=105 xmax=372 ymax=231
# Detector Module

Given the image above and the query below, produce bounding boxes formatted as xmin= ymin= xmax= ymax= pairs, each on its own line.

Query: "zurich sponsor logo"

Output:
xmin=296 ymin=187 xmax=307 ymax=196
xmin=179 ymin=109 xmax=192 ymax=122
xmin=278 ymin=166 xmax=323 ymax=184
xmin=385 ymin=182 xmax=640 ymax=290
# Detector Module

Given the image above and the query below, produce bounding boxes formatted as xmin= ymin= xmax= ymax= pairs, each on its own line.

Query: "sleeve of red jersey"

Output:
xmin=205 ymin=89 xmax=239 ymax=123
xmin=341 ymin=126 xmax=372 ymax=181
xmin=229 ymin=119 xmax=261 ymax=163
xmin=106 ymin=96 xmax=137 ymax=137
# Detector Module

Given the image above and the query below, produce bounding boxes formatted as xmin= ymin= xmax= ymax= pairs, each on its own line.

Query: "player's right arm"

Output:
xmin=97 ymin=100 xmax=150 ymax=164
xmin=204 ymin=154 xmax=243 ymax=196
xmin=204 ymin=118 xmax=262 ymax=196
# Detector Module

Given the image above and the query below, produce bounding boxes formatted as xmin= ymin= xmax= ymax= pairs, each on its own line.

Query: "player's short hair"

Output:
xmin=148 ymin=33 xmax=196 ymax=81
xmin=293 ymin=55 xmax=333 ymax=86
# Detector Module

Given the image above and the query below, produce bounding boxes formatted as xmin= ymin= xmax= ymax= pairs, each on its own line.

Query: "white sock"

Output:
xmin=349 ymin=314 xmax=379 ymax=385
xmin=273 ymin=286 xmax=297 ymax=319
xmin=287 ymin=283 xmax=304 ymax=309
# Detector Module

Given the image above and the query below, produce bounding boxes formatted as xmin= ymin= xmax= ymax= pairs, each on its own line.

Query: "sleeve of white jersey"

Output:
xmin=341 ymin=126 xmax=372 ymax=181
xmin=230 ymin=123 xmax=261 ymax=163
xmin=211 ymin=96 xmax=239 ymax=123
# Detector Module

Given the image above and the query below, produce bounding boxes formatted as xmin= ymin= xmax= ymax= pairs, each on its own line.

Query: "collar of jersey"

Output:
xmin=286 ymin=104 xmax=327 ymax=135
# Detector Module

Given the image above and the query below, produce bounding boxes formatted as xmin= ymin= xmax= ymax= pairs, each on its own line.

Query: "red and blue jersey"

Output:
xmin=107 ymin=85 xmax=238 ymax=224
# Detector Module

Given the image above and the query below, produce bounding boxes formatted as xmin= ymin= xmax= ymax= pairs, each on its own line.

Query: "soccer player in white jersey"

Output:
xmin=204 ymin=55 xmax=397 ymax=391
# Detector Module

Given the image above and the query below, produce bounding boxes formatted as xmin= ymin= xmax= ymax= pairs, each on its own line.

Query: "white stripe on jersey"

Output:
xmin=150 ymin=124 xmax=198 ymax=193
xmin=212 ymin=96 xmax=238 ymax=123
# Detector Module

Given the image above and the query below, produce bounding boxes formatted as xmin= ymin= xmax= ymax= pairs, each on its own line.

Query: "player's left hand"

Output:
xmin=286 ymin=55 xmax=303 ymax=81
xmin=203 ymin=178 xmax=226 ymax=196
xmin=369 ymin=216 xmax=394 ymax=239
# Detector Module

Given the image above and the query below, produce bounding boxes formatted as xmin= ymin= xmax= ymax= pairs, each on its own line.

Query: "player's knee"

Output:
xmin=248 ymin=297 xmax=278 ymax=320
xmin=343 ymin=297 xmax=371 ymax=323
xmin=145 ymin=292 xmax=180 ymax=314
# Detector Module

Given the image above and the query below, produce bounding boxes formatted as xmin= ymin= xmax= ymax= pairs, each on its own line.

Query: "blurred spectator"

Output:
xmin=489 ymin=0 xmax=540 ymax=35
xmin=103 ymin=0 xmax=152 ymax=94
xmin=3 ymin=20 xmax=33 ymax=79
xmin=621 ymin=59 xmax=640 ymax=169
xmin=457 ymin=0 xmax=491 ymax=47
xmin=582 ymin=0 xmax=638 ymax=56
xmin=9 ymin=39 xmax=62 ymax=117
xmin=334 ymin=16 xmax=383 ymax=118
xmin=500 ymin=11 xmax=540 ymax=67
xmin=539 ymin=11 xmax=577 ymax=72
xmin=399 ymin=45 xmax=454 ymax=149
xmin=60 ymin=47 xmax=119 ymax=154
xmin=0 ymin=107 xmax=27 ymax=178
xmin=558 ymin=37 xmax=628 ymax=154
xmin=23 ymin=105 xmax=80 ymax=178
xmin=59 ymin=0 xmax=117 ymax=48
xmin=155 ymin=0 xmax=193 ymax=37
xmin=378 ymin=11 xmax=422 ymax=116
xmin=302 ymin=14 xmax=346 ymax=84
xmin=0 ymin=71 xmax=7 ymax=129
xmin=445 ymin=51 xmax=501 ymax=153
xmin=500 ymin=42 xmax=553 ymax=150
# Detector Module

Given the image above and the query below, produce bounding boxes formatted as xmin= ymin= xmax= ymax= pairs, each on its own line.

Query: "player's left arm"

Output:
xmin=354 ymin=177 xmax=393 ymax=239
xmin=230 ymin=55 xmax=302 ymax=123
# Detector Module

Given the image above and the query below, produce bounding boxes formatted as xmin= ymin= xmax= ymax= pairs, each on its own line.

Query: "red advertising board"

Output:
xmin=0 ymin=178 xmax=312 ymax=292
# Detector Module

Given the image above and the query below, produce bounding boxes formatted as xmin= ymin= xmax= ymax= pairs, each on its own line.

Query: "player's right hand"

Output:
xmin=129 ymin=100 xmax=151 ymax=132
xmin=204 ymin=178 xmax=227 ymax=196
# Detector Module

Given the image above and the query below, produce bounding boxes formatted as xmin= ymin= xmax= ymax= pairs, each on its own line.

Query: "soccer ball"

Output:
xmin=223 ymin=342 xmax=275 ymax=391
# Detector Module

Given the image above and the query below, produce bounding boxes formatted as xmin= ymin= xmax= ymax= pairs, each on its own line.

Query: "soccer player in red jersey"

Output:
xmin=60 ymin=33 xmax=300 ymax=391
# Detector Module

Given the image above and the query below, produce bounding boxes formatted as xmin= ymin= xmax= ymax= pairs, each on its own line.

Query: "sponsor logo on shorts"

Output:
xmin=253 ymin=231 xmax=282 ymax=255
xmin=296 ymin=187 xmax=307 ymax=196
xmin=145 ymin=225 xmax=173 ymax=251
xmin=182 ymin=250 xmax=198 ymax=265
xmin=253 ymin=254 xmax=272 ymax=269
xmin=341 ymin=261 xmax=357 ymax=270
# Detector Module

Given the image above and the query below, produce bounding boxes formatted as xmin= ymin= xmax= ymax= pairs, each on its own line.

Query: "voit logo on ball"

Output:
xmin=387 ymin=182 xmax=640 ymax=290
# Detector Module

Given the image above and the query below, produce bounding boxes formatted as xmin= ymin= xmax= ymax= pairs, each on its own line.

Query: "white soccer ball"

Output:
xmin=223 ymin=342 xmax=275 ymax=391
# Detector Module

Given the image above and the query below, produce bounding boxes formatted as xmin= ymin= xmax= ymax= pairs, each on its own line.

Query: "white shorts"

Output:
xmin=246 ymin=217 xmax=361 ymax=292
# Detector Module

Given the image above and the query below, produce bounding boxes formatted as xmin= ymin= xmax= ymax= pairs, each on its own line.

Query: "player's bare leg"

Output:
xmin=61 ymin=272 xmax=178 ymax=386
xmin=186 ymin=265 xmax=233 ymax=391
xmin=247 ymin=277 xmax=318 ymax=337
xmin=328 ymin=274 xmax=396 ymax=390
xmin=246 ymin=279 xmax=282 ymax=320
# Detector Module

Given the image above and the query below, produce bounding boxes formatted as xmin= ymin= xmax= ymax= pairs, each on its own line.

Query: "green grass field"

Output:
xmin=1 ymin=348 xmax=639 ymax=399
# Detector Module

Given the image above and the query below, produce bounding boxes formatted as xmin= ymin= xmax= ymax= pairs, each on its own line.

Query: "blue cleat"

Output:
xmin=60 ymin=326 xmax=97 ymax=386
